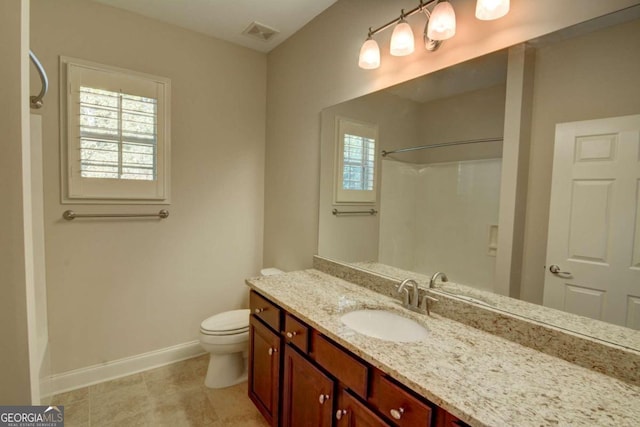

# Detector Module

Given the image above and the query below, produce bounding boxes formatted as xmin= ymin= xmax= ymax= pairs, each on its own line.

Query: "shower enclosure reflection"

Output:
xmin=379 ymin=157 xmax=502 ymax=291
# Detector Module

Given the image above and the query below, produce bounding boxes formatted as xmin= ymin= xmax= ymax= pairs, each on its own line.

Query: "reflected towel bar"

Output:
xmin=63 ymin=209 xmax=169 ymax=221
xmin=381 ymin=137 xmax=503 ymax=157
xmin=332 ymin=208 xmax=378 ymax=216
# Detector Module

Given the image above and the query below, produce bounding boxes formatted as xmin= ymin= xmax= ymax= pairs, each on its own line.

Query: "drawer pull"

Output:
xmin=318 ymin=394 xmax=330 ymax=404
xmin=286 ymin=331 xmax=297 ymax=338
xmin=390 ymin=407 xmax=405 ymax=420
xmin=254 ymin=308 xmax=264 ymax=314
xmin=268 ymin=347 xmax=277 ymax=356
xmin=336 ymin=409 xmax=348 ymax=420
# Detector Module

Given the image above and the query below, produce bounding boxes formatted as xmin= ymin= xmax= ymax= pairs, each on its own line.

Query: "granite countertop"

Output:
xmin=352 ymin=261 xmax=640 ymax=352
xmin=246 ymin=269 xmax=640 ymax=427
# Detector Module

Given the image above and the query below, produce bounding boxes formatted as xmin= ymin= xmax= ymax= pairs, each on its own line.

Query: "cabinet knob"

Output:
xmin=318 ymin=394 xmax=330 ymax=404
xmin=268 ymin=347 xmax=277 ymax=356
xmin=335 ymin=409 xmax=348 ymax=420
xmin=390 ymin=407 xmax=405 ymax=420
xmin=254 ymin=308 xmax=264 ymax=314
xmin=286 ymin=331 xmax=297 ymax=338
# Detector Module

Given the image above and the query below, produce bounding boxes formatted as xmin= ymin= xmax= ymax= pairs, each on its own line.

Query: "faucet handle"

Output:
xmin=419 ymin=289 xmax=439 ymax=315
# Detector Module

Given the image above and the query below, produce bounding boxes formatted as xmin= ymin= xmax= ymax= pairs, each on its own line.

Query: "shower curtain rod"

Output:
xmin=381 ymin=137 xmax=503 ymax=157
xmin=29 ymin=50 xmax=48 ymax=109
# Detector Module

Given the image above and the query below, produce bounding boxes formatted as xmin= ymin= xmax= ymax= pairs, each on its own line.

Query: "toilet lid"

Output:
xmin=200 ymin=309 xmax=249 ymax=334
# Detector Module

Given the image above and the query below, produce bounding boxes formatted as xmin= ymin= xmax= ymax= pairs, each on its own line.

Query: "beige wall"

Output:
xmin=0 ymin=0 xmax=33 ymax=404
xmin=415 ymin=84 xmax=506 ymax=163
xmin=520 ymin=18 xmax=640 ymax=303
xmin=264 ymin=0 xmax=640 ymax=271
xmin=30 ymin=0 xmax=266 ymax=374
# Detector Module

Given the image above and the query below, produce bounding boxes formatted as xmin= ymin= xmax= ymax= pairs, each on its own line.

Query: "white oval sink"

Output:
xmin=340 ymin=309 xmax=429 ymax=342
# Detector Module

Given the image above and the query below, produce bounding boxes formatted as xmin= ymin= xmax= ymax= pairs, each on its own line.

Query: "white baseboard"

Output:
xmin=50 ymin=340 xmax=205 ymax=395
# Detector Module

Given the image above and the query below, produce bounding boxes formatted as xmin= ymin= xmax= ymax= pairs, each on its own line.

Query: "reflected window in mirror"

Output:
xmin=335 ymin=117 xmax=378 ymax=203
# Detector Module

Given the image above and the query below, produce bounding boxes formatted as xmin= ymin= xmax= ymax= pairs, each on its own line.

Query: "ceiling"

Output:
xmin=92 ymin=0 xmax=338 ymax=53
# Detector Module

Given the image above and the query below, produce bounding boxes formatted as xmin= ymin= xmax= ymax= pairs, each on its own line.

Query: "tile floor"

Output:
xmin=52 ymin=355 xmax=269 ymax=426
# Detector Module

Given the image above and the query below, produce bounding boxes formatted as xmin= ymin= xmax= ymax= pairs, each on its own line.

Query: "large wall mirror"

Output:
xmin=318 ymin=5 xmax=640 ymax=350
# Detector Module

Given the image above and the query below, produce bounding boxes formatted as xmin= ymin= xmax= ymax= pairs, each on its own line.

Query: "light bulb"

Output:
xmin=427 ymin=1 xmax=456 ymax=41
xmin=390 ymin=19 xmax=415 ymax=56
xmin=475 ymin=0 xmax=510 ymax=20
xmin=358 ymin=37 xmax=380 ymax=69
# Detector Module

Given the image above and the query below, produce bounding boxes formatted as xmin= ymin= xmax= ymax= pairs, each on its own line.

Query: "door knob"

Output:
xmin=318 ymin=394 xmax=330 ymax=404
xmin=336 ymin=409 xmax=348 ymax=420
xmin=549 ymin=264 xmax=572 ymax=276
xmin=268 ymin=347 xmax=277 ymax=356
xmin=286 ymin=331 xmax=297 ymax=338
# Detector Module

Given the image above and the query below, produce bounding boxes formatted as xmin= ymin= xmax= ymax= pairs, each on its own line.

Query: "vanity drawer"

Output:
xmin=283 ymin=313 xmax=309 ymax=354
xmin=310 ymin=331 xmax=368 ymax=399
xmin=369 ymin=371 xmax=433 ymax=427
xmin=250 ymin=291 xmax=282 ymax=332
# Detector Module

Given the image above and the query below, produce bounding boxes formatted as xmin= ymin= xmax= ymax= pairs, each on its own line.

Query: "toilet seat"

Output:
xmin=200 ymin=309 xmax=249 ymax=336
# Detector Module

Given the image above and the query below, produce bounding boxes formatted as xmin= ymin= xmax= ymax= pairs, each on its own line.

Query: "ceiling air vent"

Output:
xmin=242 ymin=21 xmax=279 ymax=42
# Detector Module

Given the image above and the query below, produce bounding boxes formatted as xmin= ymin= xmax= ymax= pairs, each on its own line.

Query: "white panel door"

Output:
xmin=543 ymin=114 xmax=640 ymax=328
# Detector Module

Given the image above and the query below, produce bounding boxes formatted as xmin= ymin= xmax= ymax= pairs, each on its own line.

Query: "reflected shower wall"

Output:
xmin=379 ymin=158 xmax=502 ymax=291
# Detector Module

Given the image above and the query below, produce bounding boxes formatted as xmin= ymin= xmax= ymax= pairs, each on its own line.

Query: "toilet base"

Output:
xmin=204 ymin=352 xmax=247 ymax=389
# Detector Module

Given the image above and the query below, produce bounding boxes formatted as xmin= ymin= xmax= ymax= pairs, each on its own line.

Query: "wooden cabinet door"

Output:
xmin=335 ymin=389 xmax=390 ymax=427
xmin=282 ymin=344 xmax=334 ymax=427
xmin=249 ymin=315 xmax=281 ymax=427
xmin=369 ymin=371 xmax=432 ymax=426
xmin=435 ymin=408 xmax=469 ymax=427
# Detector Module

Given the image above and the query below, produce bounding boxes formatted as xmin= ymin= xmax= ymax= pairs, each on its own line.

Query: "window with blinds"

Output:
xmin=335 ymin=117 xmax=378 ymax=203
xmin=79 ymin=87 xmax=157 ymax=180
xmin=342 ymin=133 xmax=375 ymax=191
xmin=62 ymin=57 xmax=171 ymax=203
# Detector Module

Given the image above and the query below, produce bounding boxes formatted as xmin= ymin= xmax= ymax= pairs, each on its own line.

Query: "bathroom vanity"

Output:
xmin=248 ymin=289 xmax=462 ymax=427
xmin=245 ymin=260 xmax=640 ymax=427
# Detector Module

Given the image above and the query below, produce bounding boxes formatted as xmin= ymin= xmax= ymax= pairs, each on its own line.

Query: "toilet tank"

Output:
xmin=260 ymin=268 xmax=284 ymax=276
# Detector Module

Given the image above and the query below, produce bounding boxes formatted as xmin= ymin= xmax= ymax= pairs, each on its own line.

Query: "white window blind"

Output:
xmin=79 ymin=87 xmax=157 ymax=180
xmin=342 ymin=133 xmax=375 ymax=191
xmin=62 ymin=57 xmax=171 ymax=203
xmin=335 ymin=117 xmax=378 ymax=203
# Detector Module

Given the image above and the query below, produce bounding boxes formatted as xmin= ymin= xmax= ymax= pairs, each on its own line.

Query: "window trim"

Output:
xmin=59 ymin=56 xmax=171 ymax=204
xmin=334 ymin=116 xmax=378 ymax=204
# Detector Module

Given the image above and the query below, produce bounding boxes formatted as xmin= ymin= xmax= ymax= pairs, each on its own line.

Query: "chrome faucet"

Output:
xmin=397 ymin=279 xmax=419 ymax=309
xmin=429 ymin=272 xmax=448 ymax=289
xmin=397 ymin=278 xmax=439 ymax=315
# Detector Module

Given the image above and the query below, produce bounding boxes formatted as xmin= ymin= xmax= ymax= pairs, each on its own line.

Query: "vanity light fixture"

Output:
xmin=359 ymin=31 xmax=381 ymax=69
xmin=475 ymin=0 xmax=510 ymax=20
xmin=390 ymin=11 xmax=415 ymax=56
xmin=358 ymin=0 xmax=509 ymax=69
xmin=426 ymin=1 xmax=456 ymax=40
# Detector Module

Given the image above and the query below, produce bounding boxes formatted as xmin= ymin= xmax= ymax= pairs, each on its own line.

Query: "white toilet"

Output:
xmin=199 ymin=268 xmax=283 ymax=388
xmin=199 ymin=309 xmax=251 ymax=388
